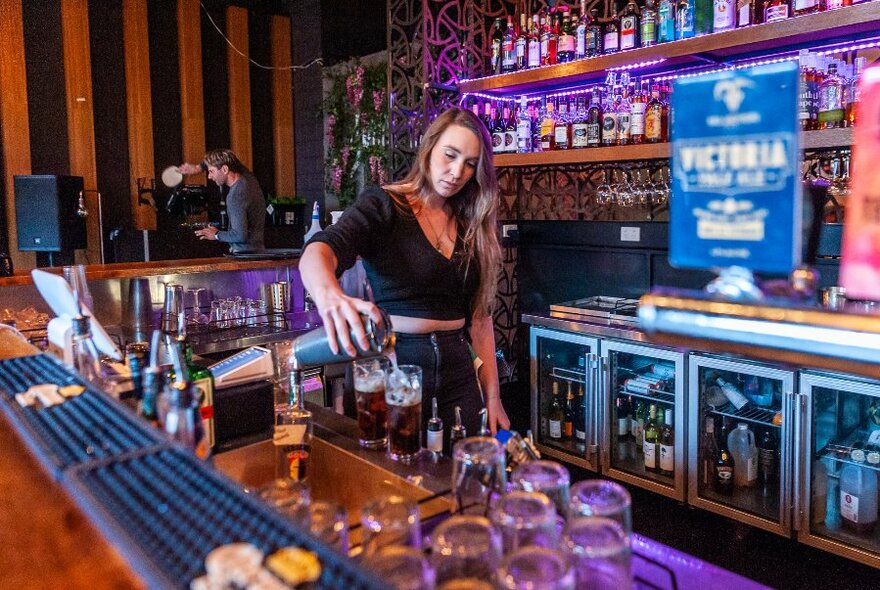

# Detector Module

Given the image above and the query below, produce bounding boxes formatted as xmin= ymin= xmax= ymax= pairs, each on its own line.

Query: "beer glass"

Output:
xmin=361 ymin=495 xmax=421 ymax=556
xmin=386 ymin=365 xmax=422 ymax=463
xmin=452 ymin=437 xmax=507 ymax=515
xmin=562 ymin=516 xmax=633 ymax=590
xmin=307 ymin=501 xmax=349 ymax=554
xmin=364 ymin=546 xmax=436 ymax=590
xmin=490 ymin=491 xmax=559 ymax=554
xmin=510 ymin=460 xmax=571 ymax=518
xmin=353 ymin=357 xmax=391 ymax=449
xmin=497 ymin=546 xmax=576 ymax=590
xmin=568 ymin=479 xmax=633 ymax=537
xmin=431 ymin=515 xmax=502 ymax=584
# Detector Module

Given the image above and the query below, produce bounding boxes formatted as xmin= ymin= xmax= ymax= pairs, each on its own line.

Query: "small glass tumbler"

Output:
xmin=490 ymin=490 xmax=559 ymax=553
xmin=510 ymin=460 xmax=571 ymax=518
xmin=568 ymin=479 xmax=633 ymax=537
xmin=353 ymin=357 xmax=391 ymax=449
xmin=562 ymin=516 xmax=633 ymax=590
xmin=386 ymin=365 xmax=422 ymax=462
xmin=361 ymin=495 xmax=421 ymax=557
xmin=496 ymin=546 xmax=576 ymax=590
xmin=431 ymin=515 xmax=502 ymax=584
xmin=451 ymin=437 xmax=507 ymax=516
xmin=307 ymin=501 xmax=349 ymax=554
xmin=257 ymin=478 xmax=310 ymax=526
xmin=364 ymin=546 xmax=436 ymax=590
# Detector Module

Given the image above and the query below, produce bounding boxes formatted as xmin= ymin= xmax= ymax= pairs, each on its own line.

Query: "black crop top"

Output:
xmin=306 ymin=186 xmax=480 ymax=322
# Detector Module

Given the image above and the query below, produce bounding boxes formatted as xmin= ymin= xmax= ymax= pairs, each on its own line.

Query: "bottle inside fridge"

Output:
xmin=608 ymin=350 xmax=677 ymax=486
xmin=535 ymin=334 xmax=591 ymax=457
xmin=810 ymin=383 xmax=880 ymax=554
xmin=695 ymin=363 xmax=783 ymax=520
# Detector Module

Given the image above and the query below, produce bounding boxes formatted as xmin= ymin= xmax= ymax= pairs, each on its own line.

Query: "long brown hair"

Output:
xmin=384 ymin=107 xmax=501 ymax=318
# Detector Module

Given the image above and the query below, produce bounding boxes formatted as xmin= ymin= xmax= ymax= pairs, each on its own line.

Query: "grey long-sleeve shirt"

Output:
xmin=217 ymin=171 xmax=266 ymax=253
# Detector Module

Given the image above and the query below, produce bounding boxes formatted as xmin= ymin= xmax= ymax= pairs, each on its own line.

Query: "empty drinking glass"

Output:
xmin=257 ymin=478 xmax=310 ymax=526
xmin=562 ymin=516 xmax=633 ymax=590
xmin=510 ymin=460 xmax=571 ymax=518
xmin=497 ymin=546 xmax=576 ymax=590
xmin=431 ymin=515 xmax=503 ymax=584
xmin=307 ymin=501 xmax=349 ymax=554
xmin=361 ymin=495 xmax=421 ymax=556
xmin=364 ymin=546 xmax=436 ymax=590
xmin=490 ymin=490 xmax=559 ymax=553
xmin=568 ymin=479 xmax=632 ymax=538
xmin=452 ymin=437 xmax=507 ymax=516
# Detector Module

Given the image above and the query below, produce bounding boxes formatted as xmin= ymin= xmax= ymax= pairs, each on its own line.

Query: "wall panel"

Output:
xmin=226 ymin=6 xmax=252 ymax=168
xmin=271 ymin=15 xmax=295 ymax=197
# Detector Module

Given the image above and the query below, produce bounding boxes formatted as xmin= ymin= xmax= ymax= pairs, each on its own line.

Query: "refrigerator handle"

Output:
xmin=792 ymin=391 xmax=808 ymax=532
xmin=599 ymin=355 xmax=609 ymax=468
xmin=587 ymin=353 xmax=599 ymax=461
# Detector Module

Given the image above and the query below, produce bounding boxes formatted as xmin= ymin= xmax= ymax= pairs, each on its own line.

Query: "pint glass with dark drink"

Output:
xmin=386 ymin=365 xmax=422 ymax=463
xmin=353 ymin=357 xmax=391 ymax=449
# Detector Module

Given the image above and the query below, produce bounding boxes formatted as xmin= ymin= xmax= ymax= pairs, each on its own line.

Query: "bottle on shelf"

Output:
xmin=617 ymin=395 xmax=631 ymax=442
xmin=695 ymin=0 xmax=714 ymax=34
xmin=554 ymin=97 xmax=571 ymax=150
xmin=757 ymin=427 xmax=778 ymax=494
xmin=676 ymin=0 xmax=697 ymax=39
xmin=539 ymin=97 xmax=556 ymax=151
xmin=516 ymin=96 xmax=533 ymax=154
xmin=658 ymin=0 xmax=677 ymax=42
xmin=644 ymin=404 xmax=659 ymax=472
xmin=515 ymin=13 xmax=528 ymax=71
xmin=558 ymin=9 xmax=576 ymax=62
xmin=633 ymin=399 xmax=647 ymax=450
xmin=818 ymin=61 xmax=845 ymax=129
xmin=586 ymin=8 xmax=603 ymax=56
xmin=574 ymin=383 xmax=587 ymax=446
xmin=793 ymin=0 xmax=823 ymax=15
xmin=527 ymin=14 xmax=541 ymax=69
xmin=490 ymin=17 xmax=504 ymax=75
xmin=504 ymin=103 xmax=518 ymax=153
xmin=426 ymin=397 xmax=444 ymax=456
xmin=642 ymin=0 xmax=659 ymax=47
xmin=616 ymin=83 xmax=633 ymax=146
xmin=713 ymin=0 xmax=736 ymax=32
xmin=586 ymin=90 xmax=603 ymax=147
xmin=548 ymin=381 xmax=564 ymax=441
xmin=541 ymin=10 xmax=558 ymax=65
xmin=728 ymin=423 xmax=758 ymax=487
xmin=715 ymin=431 xmax=735 ymax=495
xmin=502 ymin=16 xmax=516 ymax=73
xmin=630 ymin=80 xmax=647 ymax=145
xmin=571 ymin=95 xmax=589 ymax=149
xmin=563 ymin=381 xmax=576 ymax=439
xmin=839 ymin=462 xmax=878 ymax=534
xmin=601 ymin=85 xmax=620 ymax=147
xmin=178 ymin=315 xmax=215 ymax=448
xmin=620 ymin=0 xmax=640 ymax=51
xmin=701 ymin=415 xmax=719 ymax=487
xmin=575 ymin=0 xmax=588 ymax=59
xmin=645 ymin=84 xmax=664 ymax=144
xmin=763 ymin=0 xmax=791 ymax=23
xmin=737 ymin=0 xmax=755 ymax=26
xmin=604 ymin=2 xmax=621 ymax=54
xmin=717 ymin=376 xmax=750 ymax=409
xmin=660 ymin=409 xmax=674 ymax=477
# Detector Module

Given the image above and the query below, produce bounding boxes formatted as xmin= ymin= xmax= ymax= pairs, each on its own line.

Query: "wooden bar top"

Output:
xmin=0 ymin=256 xmax=300 ymax=287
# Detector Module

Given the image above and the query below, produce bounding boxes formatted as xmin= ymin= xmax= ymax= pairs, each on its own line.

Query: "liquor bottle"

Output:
xmin=490 ymin=17 xmax=504 ymax=75
xmin=737 ymin=0 xmax=755 ymax=26
xmin=482 ymin=101 xmax=493 ymax=131
xmin=70 ymin=312 xmax=104 ymax=389
xmin=516 ymin=96 xmax=533 ymax=154
xmin=715 ymin=445 xmax=735 ymax=495
xmin=275 ymin=368 xmax=312 ymax=482
xmin=713 ymin=0 xmax=736 ymax=32
xmin=620 ymin=0 xmax=640 ymax=51
xmin=575 ymin=0 xmax=588 ymax=59
xmin=515 ymin=13 xmax=528 ymax=71
xmin=676 ymin=0 xmax=696 ymax=38
xmin=586 ymin=8 xmax=603 ymax=57
xmin=563 ymin=382 xmax=575 ymax=440
xmin=502 ymin=16 xmax=516 ymax=73
xmin=642 ymin=0 xmax=659 ymax=47
xmin=847 ymin=57 xmax=866 ymax=127
xmin=571 ymin=95 xmax=589 ymax=149
xmin=695 ymin=0 xmax=714 ymax=34
xmin=558 ymin=10 xmax=576 ymax=62
xmin=798 ymin=50 xmax=813 ymax=131
xmin=616 ymin=85 xmax=632 ymax=146
xmin=504 ymin=104 xmax=518 ymax=153
xmin=554 ymin=97 xmax=571 ymax=150
xmin=180 ymin=326 xmax=216 ymax=448
xmin=644 ymin=404 xmax=659 ymax=472
xmin=601 ymin=87 xmax=619 ymax=147
xmin=826 ymin=0 xmax=851 ymax=7
xmin=793 ymin=0 xmax=822 ymax=15
xmin=527 ymin=15 xmax=541 ymax=69
xmin=633 ymin=399 xmax=647 ymax=450
xmin=586 ymin=90 xmax=603 ymax=147
xmin=604 ymin=3 xmax=621 ymax=54
xmin=701 ymin=415 xmax=719 ymax=486
xmin=645 ymin=84 xmax=664 ymax=143
xmin=818 ymin=61 xmax=845 ymax=129
xmin=451 ymin=405 xmax=467 ymax=446
xmin=630 ymin=80 xmax=647 ymax=144
xmin=757 ymin=428 xmax=778 ymax=494
xmin=763 ymin=0 xmax=790 ymax=22
xmin=140 ymin=331 xmax=164 ymax=427
xmin=660 ymin=82 xmax=672 ymax=142
xmin=617 ymin=395 xmax=630 ymax=441
xmin=659 ymin=410 xmax=674 ymax=476
xmin=541 ymin=11 xmax=558 ymax=65
xmin=548 ymin=381 xmax=564 ymax=440
xmin=716 ymin=376 xmax=750 ymax=409
xmin=164 ymin=381 xmax=210 ymax=459
xmin=574 ymin=383 xmax=587 ymax=445
xmin=426 ymin=397 xmax=444 ymax=455
xmin=538 ymin=97 xmax=555 ymax=151
xmin=658 ymin=0 xmax=677 ymax=42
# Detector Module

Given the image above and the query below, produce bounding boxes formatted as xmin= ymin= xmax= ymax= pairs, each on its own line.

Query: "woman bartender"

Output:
xmin=299 ymin=107 xmax=511 ymax=446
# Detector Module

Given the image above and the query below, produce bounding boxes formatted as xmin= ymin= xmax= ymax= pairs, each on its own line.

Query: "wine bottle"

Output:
xmin=426 ymin=397 xmax=444 ymax=455
xmin=644 ymin=404 xmax=659 ymax=472
xmin=659 ymin=410 xmax=674 ymax=476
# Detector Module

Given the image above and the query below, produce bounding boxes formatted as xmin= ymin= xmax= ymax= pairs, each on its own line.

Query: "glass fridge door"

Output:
xmin=688 ymin=354 xmax=794 ymax=536
xmin=530 ymin=326 xmax=600 ymax=472
xmin=798 ymin=371 xmax=880 ymax=568
xmin=601 ymin=340 xmax=686 ymax=501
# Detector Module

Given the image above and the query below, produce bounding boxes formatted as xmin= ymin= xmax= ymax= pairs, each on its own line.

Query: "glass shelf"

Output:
xmin=708 ymin=401 xmax=780 ymax=429
xmin=617 ymin=386 xmax=675 ymax=406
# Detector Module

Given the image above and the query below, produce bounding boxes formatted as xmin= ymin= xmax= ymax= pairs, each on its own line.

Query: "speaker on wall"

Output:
xmin=13 ymin=175 xmax=87 ymax=253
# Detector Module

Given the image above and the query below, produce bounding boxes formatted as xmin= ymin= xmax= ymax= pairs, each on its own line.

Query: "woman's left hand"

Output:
xmin=486 ymin=395 xmax=510 ymax=434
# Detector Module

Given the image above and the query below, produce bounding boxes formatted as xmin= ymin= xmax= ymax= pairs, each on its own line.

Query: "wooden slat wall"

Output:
xmin=123 ymin=0 xmax=156 ymax=231
xmin=0 ymin=0 xmax=35 ymax=271
xmin=226 ymin=6 xmax=252 ymax=168
xmin=271 ymin=15 xmax=295 ymax=197
xmin=178 ymin=0 xmax=205 ymax=167
xmin=61 ymin=0 xmax=101 ymax=264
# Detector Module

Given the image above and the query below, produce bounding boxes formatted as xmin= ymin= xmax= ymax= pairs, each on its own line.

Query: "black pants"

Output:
xmin=343 ymin=328 xmax=485 ymax=454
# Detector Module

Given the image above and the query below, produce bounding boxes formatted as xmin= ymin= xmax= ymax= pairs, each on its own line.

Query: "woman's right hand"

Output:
xmin=312 ymin=287 xmax=384 ymax=357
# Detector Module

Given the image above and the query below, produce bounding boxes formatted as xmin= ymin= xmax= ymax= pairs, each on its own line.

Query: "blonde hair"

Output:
xmin=203 ymin=149 xmax=247 ymax=173
xmin=384 ymin=107 xmax=501 ymax=318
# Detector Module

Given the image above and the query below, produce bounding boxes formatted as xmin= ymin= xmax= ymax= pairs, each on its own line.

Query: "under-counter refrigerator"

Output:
xmin=688 ymin=354 xmax=795 ymax=536
xmin=530 ymin=326 xmax=600 ymax=472
xmin=797 ymin=371 xmax=880 ymax=569
xmin=601 ymin=341 xmax=687 ymax=501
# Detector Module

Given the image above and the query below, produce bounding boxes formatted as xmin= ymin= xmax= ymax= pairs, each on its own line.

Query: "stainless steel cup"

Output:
xmin=161 ymin=283 xmax=184 ymax=333
xmin=822 ymin=286 xmax=846 ymax=310
xmin=123 ymin=278 xmax=154 ymax=339
xmin=263 ymin=281 xmax=290 ymax=327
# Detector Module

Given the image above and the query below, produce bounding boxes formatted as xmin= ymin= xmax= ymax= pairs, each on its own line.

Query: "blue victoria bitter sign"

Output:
xmin=670 ymin=62 xmax=802 ymax=274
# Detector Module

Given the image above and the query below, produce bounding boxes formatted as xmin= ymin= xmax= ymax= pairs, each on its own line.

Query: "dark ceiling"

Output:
xmin=320 ymin=0 xmax=387 ymax=65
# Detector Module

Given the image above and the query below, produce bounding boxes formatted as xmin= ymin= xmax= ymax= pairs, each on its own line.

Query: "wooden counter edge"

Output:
xmin=0 ymin=256 xmax=300 ymax=286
